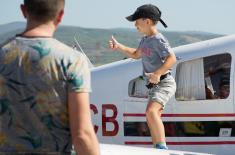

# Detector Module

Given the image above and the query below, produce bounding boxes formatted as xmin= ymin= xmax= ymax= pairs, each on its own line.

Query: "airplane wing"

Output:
xmin=71 ymin=143 xmax=213 ymax=155
xmin=99 ymin=144 xmax=213 ymax=155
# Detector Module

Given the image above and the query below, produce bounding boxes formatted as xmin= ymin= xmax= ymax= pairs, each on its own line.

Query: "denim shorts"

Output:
xmin=148 ymin=75 xmax=176 ymax=108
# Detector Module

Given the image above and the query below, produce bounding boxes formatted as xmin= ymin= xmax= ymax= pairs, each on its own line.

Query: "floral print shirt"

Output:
xmin=0 ymin=36 xmax=91 ymax=154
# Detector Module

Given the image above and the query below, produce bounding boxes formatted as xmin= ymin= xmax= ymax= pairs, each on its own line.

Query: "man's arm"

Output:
xmin=68 ymin=92 xmax=100 ymax=155
xmin=109 ymin=36 xmax=141 ymax=59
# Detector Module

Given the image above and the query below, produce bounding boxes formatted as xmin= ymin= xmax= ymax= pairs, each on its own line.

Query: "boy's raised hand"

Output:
xmin=109 ymin=35 xmax=119 ymax=50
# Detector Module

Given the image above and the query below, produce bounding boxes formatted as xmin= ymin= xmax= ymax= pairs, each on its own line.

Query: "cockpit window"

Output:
xmin=175 ymin=53 xmax=231 ymax=101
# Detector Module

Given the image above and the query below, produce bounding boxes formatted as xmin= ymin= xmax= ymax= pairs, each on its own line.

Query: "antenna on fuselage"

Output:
xmin=73 ymin=35 xmax=94 ymax=68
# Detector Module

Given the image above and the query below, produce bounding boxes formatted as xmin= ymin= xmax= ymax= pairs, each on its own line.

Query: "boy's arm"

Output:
xmin=68 ymin=92 xmax=100 ymax=155
xmin=146 ymin=53 xmax=176 ymax=84
xmin=154 ymin=52 xmax=176 ymax=76
xmin=109 ymin=36 xmax=141 ymax=59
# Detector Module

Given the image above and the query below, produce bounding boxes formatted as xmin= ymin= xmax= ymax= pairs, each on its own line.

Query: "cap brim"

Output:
xmin=126 ymin=15 xmax=135 ymax=22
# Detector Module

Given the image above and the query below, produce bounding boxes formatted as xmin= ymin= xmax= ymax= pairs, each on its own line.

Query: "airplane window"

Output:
xmin=124 ymin=122 xmax=150 ymax=137
xmin=124 ymin=121 xmax=235 ymax=137
xmin=175 ymin=53 xmax=231 ymax=101
xmin=174 ymin=121 xmax=235 ymax=137
xmin=204 ymin=54 xmax=231 ymax=100
xmin=124 ymin=122 xmax=178 ymax=137
xmin=128 ymin=76 xmax=148 ymax=98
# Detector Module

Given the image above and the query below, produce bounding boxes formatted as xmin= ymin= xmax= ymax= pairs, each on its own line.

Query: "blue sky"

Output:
xmin=0 ymin=0 xmax=234 ymax=35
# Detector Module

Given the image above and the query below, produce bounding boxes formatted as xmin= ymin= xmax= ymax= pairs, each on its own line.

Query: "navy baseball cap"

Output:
xmin=126 ymin=4 xmax=168 ymax=28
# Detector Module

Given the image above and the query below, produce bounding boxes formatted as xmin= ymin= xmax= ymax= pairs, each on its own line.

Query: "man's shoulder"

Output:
xmin=0 ymin=37 xmax=16 ymax=48
xmin=50 ymin=39 xmax=87 ymax=60
xmin=1 ymin=37 xmax=85 ymax=60
xmin=46 ymin=38 xmax=73 ymax=51
xmin=40 ymin=38 xmax=85 ymax=57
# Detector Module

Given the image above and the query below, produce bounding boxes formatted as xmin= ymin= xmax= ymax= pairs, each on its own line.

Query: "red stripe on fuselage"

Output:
xmin=123 ymin=113 xmax=235 ymax=117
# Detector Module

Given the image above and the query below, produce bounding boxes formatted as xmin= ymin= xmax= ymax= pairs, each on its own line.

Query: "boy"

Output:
xmin=109 ymin=4 xmax=176 ymax=149
xmin=0 ymin=0 xmax=100 ymax=154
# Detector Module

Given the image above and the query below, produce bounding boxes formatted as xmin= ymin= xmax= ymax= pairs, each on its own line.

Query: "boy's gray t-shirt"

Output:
xmin=138 ymin=33 xmax=173 ymax=74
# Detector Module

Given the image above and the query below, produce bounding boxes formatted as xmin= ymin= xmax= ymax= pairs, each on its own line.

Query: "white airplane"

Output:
xmin=84 ymin=34 xmax=235 ymax=155
xmin=99 ymin=144 xmax=211 ymax=155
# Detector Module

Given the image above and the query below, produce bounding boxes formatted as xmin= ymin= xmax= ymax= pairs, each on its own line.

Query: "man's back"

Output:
xmin=0 ymin=36 xmax=90 ymax=154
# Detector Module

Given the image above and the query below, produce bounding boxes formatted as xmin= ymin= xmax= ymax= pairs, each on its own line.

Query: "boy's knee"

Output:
xmin=146 ymin=104 xmax=162 ymax=118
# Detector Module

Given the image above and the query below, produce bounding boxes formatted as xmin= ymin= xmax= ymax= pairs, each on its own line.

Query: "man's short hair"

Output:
xmin=24 ymin=0 xmax=65 ymax=22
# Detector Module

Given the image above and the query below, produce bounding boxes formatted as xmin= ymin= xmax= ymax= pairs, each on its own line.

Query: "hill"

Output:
xmin=0 ymin=22 xmax=223 ymax=65
xmin=0 ymin=22 xmax=25 ymax=34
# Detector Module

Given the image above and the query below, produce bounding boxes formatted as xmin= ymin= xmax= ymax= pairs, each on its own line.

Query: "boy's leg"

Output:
xmin=146 ymin=101 xmax=167 ymax=149
xmin=146 ymin=76 xmax=176 ymax=149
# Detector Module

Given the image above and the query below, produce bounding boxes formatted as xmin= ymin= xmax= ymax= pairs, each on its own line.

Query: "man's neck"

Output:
xmin=21 ymin=21 xmax=56 ymax=38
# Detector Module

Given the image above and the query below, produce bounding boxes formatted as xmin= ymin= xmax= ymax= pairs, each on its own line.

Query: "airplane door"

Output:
xmin=172 ymin=53 xmax=235 ymax=154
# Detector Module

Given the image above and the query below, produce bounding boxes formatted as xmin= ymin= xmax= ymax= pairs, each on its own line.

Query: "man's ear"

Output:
xmin=55 ymin=9 xmax=64 ymax=25
xmin=20 ymin=4 xmax=27 ymax=18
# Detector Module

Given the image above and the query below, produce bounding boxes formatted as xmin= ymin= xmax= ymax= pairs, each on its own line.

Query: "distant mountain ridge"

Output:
xmin=0 ymin=22 xmax=25 ymax=34
xmin=0 ymin=22 xmax=223 ymax=65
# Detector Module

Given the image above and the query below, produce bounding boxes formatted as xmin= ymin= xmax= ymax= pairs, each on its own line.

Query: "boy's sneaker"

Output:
xmin=155 ymin=144 xmax=168 ymax=150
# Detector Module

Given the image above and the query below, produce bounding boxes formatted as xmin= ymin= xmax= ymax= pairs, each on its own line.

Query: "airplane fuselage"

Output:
xmin=90 ymin=35 xmax=235 ymax=155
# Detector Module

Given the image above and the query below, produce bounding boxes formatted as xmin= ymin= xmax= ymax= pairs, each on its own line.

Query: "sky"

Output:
xmin=0 ymin=0 xmax=234 ymax=35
